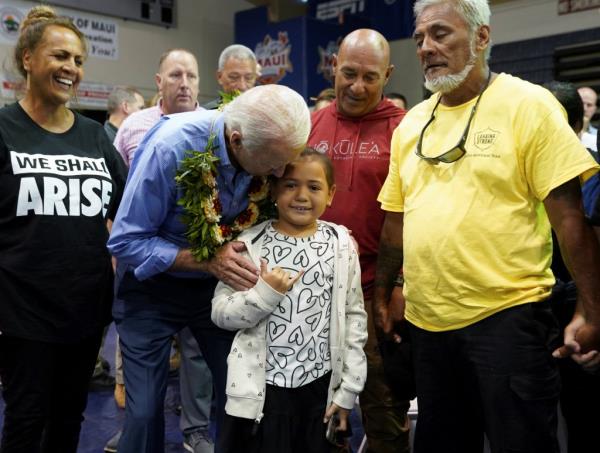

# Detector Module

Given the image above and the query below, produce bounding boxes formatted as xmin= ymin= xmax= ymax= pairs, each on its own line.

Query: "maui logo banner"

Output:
xmin=255 ymin=32 xmax=293 ymax=84
xmin=317 ymin=38 xmax=341 ymax=83
xmin=11 ymin=151 xmax=113 ymax=217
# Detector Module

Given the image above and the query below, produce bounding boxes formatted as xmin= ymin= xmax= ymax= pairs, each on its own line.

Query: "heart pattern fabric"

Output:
xmin=262 ymin=222 xmax=334 ymax=388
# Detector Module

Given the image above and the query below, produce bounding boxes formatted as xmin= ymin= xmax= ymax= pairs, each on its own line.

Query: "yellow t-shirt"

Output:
xmin=378 ymin=73 xmax=599 ymax=332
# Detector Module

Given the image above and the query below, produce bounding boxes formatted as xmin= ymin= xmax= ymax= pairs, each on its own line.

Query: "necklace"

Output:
xmin=176 ymin=130 xmax=276 ymax=261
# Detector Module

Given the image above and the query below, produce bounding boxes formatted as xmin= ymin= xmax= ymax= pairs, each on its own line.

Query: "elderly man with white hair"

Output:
xmin=107 ymin=84 xmax=310 ymax=453
xmin=203 ymin=44 xmax=259 ymax=110
xmin=373 ymin=1 xmax=600 ymax=452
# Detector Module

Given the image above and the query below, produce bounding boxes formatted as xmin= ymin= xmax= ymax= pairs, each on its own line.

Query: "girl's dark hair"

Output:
xmin=271 ymin=147 xmax=335 ymax=192
xmin=296 ymin=147 xmax=335 ymax=188
xmin=14 ymin=5 xmax=87 ymax=79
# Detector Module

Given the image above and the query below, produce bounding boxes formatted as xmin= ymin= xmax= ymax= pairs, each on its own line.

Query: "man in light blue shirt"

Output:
xmin=105 ymin=48 xmax=215 ymax=453
xmin=107 ymin=84 xmax=310 ymax=453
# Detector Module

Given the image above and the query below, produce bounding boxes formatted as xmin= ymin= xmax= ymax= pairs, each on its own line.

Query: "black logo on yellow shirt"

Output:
xmin=473 ymin=127 xmax=499 ymax=151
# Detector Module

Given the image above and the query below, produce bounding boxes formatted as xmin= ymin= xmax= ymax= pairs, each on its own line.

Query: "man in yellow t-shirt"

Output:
xmin=373 ymin=1 xmax=600 ymax=452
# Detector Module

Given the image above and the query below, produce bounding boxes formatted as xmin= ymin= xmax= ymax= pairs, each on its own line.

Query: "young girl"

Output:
xmin=212 ymin=148 xmax=367 ymax=452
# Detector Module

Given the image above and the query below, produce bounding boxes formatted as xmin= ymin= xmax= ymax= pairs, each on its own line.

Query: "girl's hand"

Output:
xmin=323 ymin=403 xmax=351 ymax=432
xmin=260 ymin=259 xmax=303 ymax=293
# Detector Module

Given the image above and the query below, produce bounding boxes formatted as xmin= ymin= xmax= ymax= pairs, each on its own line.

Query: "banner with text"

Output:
xmin=0 ymin=0 xmax=118 ymax=60
xmin=235 ymin=6 xmax=367 ymax=101
xmin=307 ymin=0 xmax=416 ymax=41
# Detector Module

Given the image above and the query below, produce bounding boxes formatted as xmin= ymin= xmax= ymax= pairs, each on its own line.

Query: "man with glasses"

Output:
xmin=373 ymin=1 xmax=600 ymax=452
xmin=203 ymin=44 xmax=258 ymax=110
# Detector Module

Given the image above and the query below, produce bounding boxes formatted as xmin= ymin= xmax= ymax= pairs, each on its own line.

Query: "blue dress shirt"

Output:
xmin=108 ymin=109 xmax=252 ymax=280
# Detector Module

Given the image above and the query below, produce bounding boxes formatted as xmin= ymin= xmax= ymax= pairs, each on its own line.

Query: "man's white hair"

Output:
xmin=223 ymin=84 xmax=310 ymax=155
xmin=218 ymin=44 xmax=257 ymax=71
xmin=414 ymin=0 xmax=492 ymax=60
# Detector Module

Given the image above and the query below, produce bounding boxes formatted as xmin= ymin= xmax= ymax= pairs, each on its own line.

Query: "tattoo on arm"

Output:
xmin=374 ymin=242 xmax=403 ymax=303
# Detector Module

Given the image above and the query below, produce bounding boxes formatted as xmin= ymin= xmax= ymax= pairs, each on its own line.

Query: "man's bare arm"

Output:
xmin=373 ymin=212 xmax=404 ymax=340
xmin=544 ymin=178 xmax=600 ymax=357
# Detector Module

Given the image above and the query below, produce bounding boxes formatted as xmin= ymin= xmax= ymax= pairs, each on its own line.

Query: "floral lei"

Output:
xmin=175 ymin=93 xmax=276 ymax=261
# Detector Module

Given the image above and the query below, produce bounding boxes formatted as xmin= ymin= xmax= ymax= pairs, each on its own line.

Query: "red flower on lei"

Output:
xmin=175 ymin=136 xmax=276 ymax=261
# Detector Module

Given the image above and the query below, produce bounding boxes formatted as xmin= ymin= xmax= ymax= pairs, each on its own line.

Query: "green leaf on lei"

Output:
xmin=175 ymin=91 xmax=276 ymax=262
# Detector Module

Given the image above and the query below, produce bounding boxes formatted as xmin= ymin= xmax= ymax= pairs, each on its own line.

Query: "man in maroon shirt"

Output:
xmin=308 ymin=29 xmax=409 ymax=453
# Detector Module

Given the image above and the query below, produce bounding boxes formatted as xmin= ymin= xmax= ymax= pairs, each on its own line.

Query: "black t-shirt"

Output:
xmin=0 ymin=102 xmax=127 ymax=343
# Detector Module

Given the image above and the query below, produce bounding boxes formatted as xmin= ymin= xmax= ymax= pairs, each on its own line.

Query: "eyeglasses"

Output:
xmin=415 ymin=72 xmax=491 ymax=165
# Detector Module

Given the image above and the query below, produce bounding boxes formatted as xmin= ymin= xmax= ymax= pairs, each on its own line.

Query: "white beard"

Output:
xmin=424 ymin=61 xmax=475 ymax=94
xmin=424 ymin=42 xmax=478 ymax=94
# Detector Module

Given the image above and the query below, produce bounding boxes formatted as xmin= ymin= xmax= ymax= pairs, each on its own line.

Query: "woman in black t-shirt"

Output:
xmin=0 ymin=6 xmax=126 ymax=452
